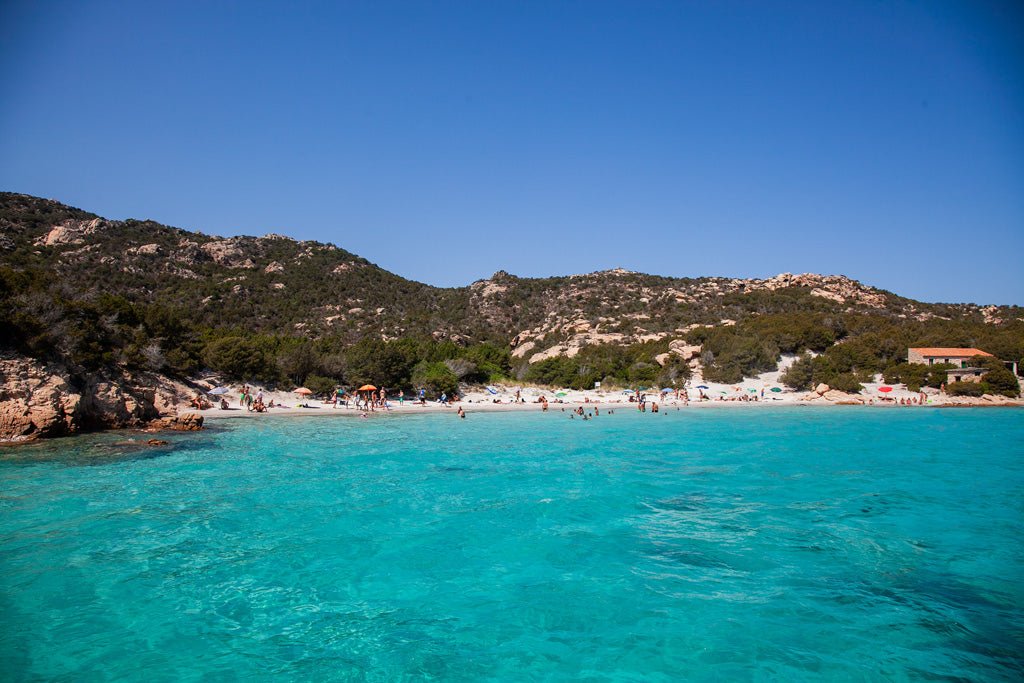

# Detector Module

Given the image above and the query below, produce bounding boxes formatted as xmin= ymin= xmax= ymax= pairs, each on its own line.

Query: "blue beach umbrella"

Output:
xmin=697 ymin=385 xmax=709 ymax=390
xmin=208 ymin=386 xmax=230 ymax=395
xmin=661 ymin=388 xmax=673 ymax=393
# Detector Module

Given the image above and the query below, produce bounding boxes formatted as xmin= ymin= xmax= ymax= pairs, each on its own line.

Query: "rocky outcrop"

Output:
xmin=0 ymin=357 xmax=82 ymax=439
xmin=934 ymin=394 xmax=1024 ymax=407
xmin=800 ymin=387 xmax=865 ymax=404
xmin=34 ymin=218 xmax=105 ymax=246
xmin=0 ymin=354 xmax=192 ymax=442
xmin=149 ymin=413 xmax=204 ymax=431
xmin=200 ymin=238 xmax=256 ymax=269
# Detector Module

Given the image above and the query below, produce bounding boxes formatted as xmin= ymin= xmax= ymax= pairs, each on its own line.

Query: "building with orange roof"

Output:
xmin=907 ymin=347 xmax=993 ymax=368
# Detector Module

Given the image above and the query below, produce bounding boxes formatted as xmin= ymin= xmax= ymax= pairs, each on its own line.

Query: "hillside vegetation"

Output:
xmin=2 ymin=192 xmax=1021 ymax=396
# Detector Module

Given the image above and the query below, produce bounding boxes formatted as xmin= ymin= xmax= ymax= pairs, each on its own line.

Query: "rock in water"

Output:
xmin=0 ymin=354 xmax=192 ymax=442
xmin=150 ymin=413 xmax=204 ymax=432
xmin=175 ymin=413 xmax=204 ymax=431
xmin=0 ymin=356 xmax=82 ymax=440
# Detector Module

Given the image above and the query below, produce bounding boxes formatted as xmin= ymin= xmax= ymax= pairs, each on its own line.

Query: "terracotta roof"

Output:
xmin=909 ymin=347 xmax=993 ymax=357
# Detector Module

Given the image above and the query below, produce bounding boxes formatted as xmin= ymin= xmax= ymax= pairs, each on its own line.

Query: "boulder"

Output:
xmin=174 ymin=413 xmax=204 ymax=431
xmin=34 ymin=218 xmax=104 ymax=246
xmin=815 ymin=383 xmax=830 ymax=396
xmin=200 ymin=239 xmax=256 ymax=269
xmin=823 ymin=389 xmax=863 ymax=403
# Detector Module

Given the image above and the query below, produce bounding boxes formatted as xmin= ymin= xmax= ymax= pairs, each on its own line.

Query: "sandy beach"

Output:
xmin=185 ymin=371 xmax=1016 ymax=422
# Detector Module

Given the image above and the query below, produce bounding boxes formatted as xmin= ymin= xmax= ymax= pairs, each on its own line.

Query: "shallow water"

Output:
xmin=1 ymin=408 xmax=1022 ymax=681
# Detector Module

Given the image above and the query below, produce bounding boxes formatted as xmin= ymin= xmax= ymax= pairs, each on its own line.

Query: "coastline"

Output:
xmin=3 ymin=378 xmax=1021 ymax=446
xmin=188 ymin=383 xmax=1024 ymax=423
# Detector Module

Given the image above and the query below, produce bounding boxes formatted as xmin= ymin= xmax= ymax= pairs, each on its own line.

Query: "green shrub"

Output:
xmin=947 ymin=382 xmax=984 ymax=397
xmin=973 ymin=358 xmax=1020 ymax=397
xmin=411 ymin=361 xmax=458 ymax=397
xmin=781 ymin=354 xmax=815 ymax=390
xmin=829 ymin=373 xmax=863 ymax=393
xmin=524 ymin=357 xmax=578 ymax=388
xmin=883 ymin=362 xmax=953 ymax=392
xmin=304 ymin=374 xmax=338 ymax=397
xmin=203 ymin=336 xmax=274 ymax=382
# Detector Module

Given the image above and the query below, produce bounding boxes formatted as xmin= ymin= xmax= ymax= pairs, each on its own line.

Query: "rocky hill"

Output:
xmin=2 ymin=192 xmax=1022 ymax=439
xmin=3 ymin=193 xmax=1015 ymax=346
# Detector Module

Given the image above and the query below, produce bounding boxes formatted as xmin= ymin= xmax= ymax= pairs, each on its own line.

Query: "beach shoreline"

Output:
xmin=187 ymin=382 xmax=1024 ymax=423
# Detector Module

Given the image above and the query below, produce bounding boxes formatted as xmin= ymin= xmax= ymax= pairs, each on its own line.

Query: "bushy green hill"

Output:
xmin=2 ymin=192 xmax=1021 ymax=395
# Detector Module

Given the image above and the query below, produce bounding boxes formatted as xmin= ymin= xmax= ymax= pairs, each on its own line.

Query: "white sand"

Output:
xmin=185 ymin=368 xmax=942 ymax=422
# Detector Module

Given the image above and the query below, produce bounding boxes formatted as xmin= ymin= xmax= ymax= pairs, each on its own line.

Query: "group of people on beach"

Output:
xmin=239 ymin=385 xmax=277 ymax=412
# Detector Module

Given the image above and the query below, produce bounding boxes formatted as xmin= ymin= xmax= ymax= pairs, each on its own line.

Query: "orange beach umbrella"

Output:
xmin=294 ymin=387 xmax=313 ymax=395
xmin=358 ymin=384 xmax=377 ymax=392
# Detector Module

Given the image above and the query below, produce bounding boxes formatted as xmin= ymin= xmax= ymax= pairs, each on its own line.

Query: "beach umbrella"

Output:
xmin=770 ymin=387 xmax=782 ymax=393
xmin=294 ymin=387 xmax=313 ymax=395
xmin=661 ymin=388 xmax=673 ymax=393
xmin=358 ymin=384 xmax=377 ymax=392
xmin=208 ymin=386 xmax=230 ymax=395
xmin=555 ymin=392 xmax=567 ymax=397
xmin=878 ymin=386 xmax=893 ymax=393
xmin=696 ymin=385 xmax=709 ymax=390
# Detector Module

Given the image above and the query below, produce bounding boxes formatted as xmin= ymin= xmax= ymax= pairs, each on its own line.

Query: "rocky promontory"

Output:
xmin=0 ymin=354 xmax=194 ymax=442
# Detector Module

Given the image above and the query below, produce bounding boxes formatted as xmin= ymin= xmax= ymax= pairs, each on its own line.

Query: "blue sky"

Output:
xmin=2 ymin=1 xmax=1022 ymax=304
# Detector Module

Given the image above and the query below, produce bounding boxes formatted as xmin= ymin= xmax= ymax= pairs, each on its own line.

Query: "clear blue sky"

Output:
xmin=2 ymin=1 xmax=1022 ymax=304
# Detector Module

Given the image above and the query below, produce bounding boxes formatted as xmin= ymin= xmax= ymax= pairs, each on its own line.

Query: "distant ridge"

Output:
xmin=1 ymin=191 xmax=1019 ymax=349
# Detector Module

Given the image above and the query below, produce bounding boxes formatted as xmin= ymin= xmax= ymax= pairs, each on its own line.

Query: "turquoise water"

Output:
xmin=1 ymin=408 xmax=1023 ymax=681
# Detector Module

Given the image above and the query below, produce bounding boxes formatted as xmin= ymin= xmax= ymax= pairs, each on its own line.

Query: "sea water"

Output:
xmin=1 ymin=408 xmax=1022 ymax=681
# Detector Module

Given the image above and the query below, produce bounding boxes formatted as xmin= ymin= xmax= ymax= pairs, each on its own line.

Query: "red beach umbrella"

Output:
xmin=878 ymin=386 xmax=893 ymax=393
